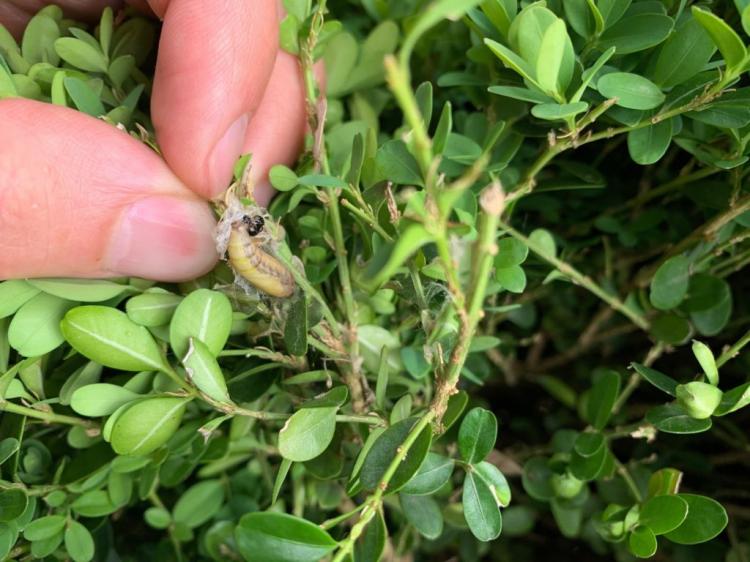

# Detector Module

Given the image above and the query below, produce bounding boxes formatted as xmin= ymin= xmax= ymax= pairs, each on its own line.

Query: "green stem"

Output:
xmin=330 ymin=411 xmax=435 ymax=562
xmin=615 ymin=458 xmax=643 ymax=503
xmin=0 ymin=400 xmax=91 ymax=427
xmin=383 ymin=55 xmax=433 ymax=175
xmin=498 ymin=219 xmax=651 ymax=331
xmin=319 ymin=503 xmax=368 ymax=530
xmin=231 ymin=405 xmax=383 ymax=426
xmin=717 ymin=328 xmax=750 ymax=368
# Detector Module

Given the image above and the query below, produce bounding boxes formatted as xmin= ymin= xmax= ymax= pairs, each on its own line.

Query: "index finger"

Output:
xmin=148 ymin=0 xmax=280 ymax=199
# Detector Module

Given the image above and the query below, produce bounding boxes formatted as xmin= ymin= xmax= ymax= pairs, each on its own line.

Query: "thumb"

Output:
xmin=0 ymin=99 xmax=217 ymax=281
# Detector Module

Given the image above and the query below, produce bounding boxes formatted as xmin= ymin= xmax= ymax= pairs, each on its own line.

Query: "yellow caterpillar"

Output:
xmin=227 ymin=215 xmax=295 ymax=298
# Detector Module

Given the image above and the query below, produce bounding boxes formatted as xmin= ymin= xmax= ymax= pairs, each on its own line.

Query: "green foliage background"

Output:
xmin=1 ymin=0 xmax=750 ymax=561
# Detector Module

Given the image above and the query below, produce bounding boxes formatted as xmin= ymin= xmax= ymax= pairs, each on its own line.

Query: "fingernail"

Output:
xmin=105 ymin=196 xmax=218 ymax=281
xmin=208 ymin=114 xmax=249 ymax=195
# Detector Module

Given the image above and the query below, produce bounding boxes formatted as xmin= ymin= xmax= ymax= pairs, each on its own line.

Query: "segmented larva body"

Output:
xmin=227 ymin=216 xmax=295 ymax=298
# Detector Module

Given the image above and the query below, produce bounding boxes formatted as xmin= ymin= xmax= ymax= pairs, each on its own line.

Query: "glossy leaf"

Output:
xmin=169 ymin=289 xmax=233 ymax=358
xmin=62 ymin=306 xmax=168 ymax=372
xmin=463 ymin=471 xmax=502 ymax=541
xmin=278 ymin=407 xmax=337 ymax=462
xmin=664 ymin=494 xmax=728 ymax=545
xmin=649 ymin=255 xmax=690 ymax=310
xmin=640 ymin=494 xmax=689 ymax=535
xmin=401 ymin=453 xmax=455 ymax=496
xmin=400 ymin=494 xmax=443 ymax=539
xmin=458 ymin=407 xmax=497 ymax=463
xmin=235 ymin=512 xmax=337 ymax=562
xmin=183 ymin=338 xmax=231 ymax=403
xmin=360 ymin=417 xmax=432 ymax=493
xmin=586 ymin=370 xmax=620 ymax=430
xmin=110 ymin=397 xmax=188 ymax=456
xmin=598 ymin=73 xmax=665 ymax=110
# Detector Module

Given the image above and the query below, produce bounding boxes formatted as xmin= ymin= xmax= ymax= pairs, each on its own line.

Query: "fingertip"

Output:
xmin=151 ymin=0 xmax=280 ymax=199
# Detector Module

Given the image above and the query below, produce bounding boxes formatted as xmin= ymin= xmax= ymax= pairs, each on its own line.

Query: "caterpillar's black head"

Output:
xmin=242 ymin=215 xmax=265 ymax=236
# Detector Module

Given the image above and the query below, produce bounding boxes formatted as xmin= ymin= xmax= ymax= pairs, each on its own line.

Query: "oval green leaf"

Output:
xmin=110 ymin=397 xmax=188 ymax=456
xmin=235 ymin=512 xmax=337 ymax=562
xmin=61 ymin=306 xmax=168 ymax=372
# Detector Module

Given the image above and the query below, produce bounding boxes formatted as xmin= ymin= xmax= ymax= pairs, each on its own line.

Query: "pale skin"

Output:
xmin=0 ymin=0 xmax=309 ymax=281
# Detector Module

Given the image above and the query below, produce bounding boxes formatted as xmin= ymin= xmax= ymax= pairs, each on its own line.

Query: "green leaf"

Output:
xmin=458 ymin=407 xmax=497 ymax=463
xmin=71 ymin=383 xmax=140 ymax=417
xmin=648 ymin=468 xmax=683 ymax=497
xmin=484 ymin=38 xmax=540 ymax=88
xmin=54 ymin=37 xmax=108 ymax=72
xmin=401 ymin=493 xmax=443 ymax=539
xmin=535 ymin=19 xmax=568 ymax=96
xmin=169 ymin=289 xmax=233 ymax=358
xmin=272 ymin=458 xmax=292 ymax=504
xmin=488 ymin=85 xmax=553 ymax=104
xmin=126 ymin=292 xmax=182 ymax=327
xmin=597 ymin=14 xmax=674 ymax=54
xmin=586 ymin=370 xmax=620 ymax=430
xmin=649 ymin=255 xmax=690 ymax=310
xmin=571 ymin=47 xmax=615 ymax=103
xmin=24 ymin=514 xmax=66 ymax=541
xmin=173 ymin=480 xmax=225 ymax=528
xmin=531 ymin=102 xmax=589 ymax=121
xmin=496 ymin=265 xmax=527 ymax=293
xmin=183 ymin=338 xmax=231 ymax=403
xmin=631 ymin=363 xmax=678 ymax=396
xmin=474 ymin=461 xmax=512 ymax=507
xmin=628 ymin=119 xmax=672 ymax=165
xmin=664 ymin=494 xmax=728 ymax=545
xmin=522 ymin=457 xmax=555 ymax=501
xmin=269 ymin=165 xmax=299 ymax=191
xmin=650 ymin=16 xmax=716 ymax=88
xmin=364 ymin=224 xmax=432 ymax=288
xmin=463 ymin=471 xmax=502 ymax=541
xmin=61 ymin=306 xmax=169 ymax=372
xmin=0 ymin=489 xmax=28 ymax=522
xmin=598 ymin=73 xmax=665 ymax=110
xmin=144 ymin=507 xmax=171 ymax=529
xmin=495 ymin=238 xmax=529 ymax=268
xmin=692 ymin=341 xmax=718 ymax=386
xmin=0 ymin=438 xmax=20 ymax=466
xmin=28 ymin=278 xmax=130 ymax=302
xmin=278 ymin=407 xmax=337 ymax=462
xmin=0 ymin=280 xmax=40 ymax=318
xmin=689 ymin=276 xmax=732 ymax=336
xmin=675 ymin=382 xmax=722 ymax=419
xmin=691 ymin=7 xmax=747 ymax=75
xmin=8 ymin=293 xmax=75 ymax=357
xmin=401 ymin=453 xmax=455 ymax=496
xmin=353 ymin=510 xmax=386 ymax=562
xmin=629 ymin=525 xmax=657 ymax=558
xmin=64 ymin=520 xmax=94 ymax=562
xmin=110 ymin=397 xmax=188 ymax=456
xmin=714 ymin=382 xmax=750 ymax=416
xmin=433 ymin=101 xmax=453 ymax=155
xmin=646 ymin=404 xmax=712 ymax=434
xmin=21 ymin=13 xmax=60 ymax=65
xmin=70 ymin=490 xmax=116 ymax=517
xmin=235 ymin=512 xmax=337 ymax=562
xmin=284 ymin=296 xmax=307 ymax=356
xmin=360 ymin=417 xmax=433 ymax=493
xmin=574 ymin=431 xmax=605 ymax=458
xmin=372 ymin=140 xmax=423 ymax=186
xmin=62 ymin=76 xmax=105 ymax=116
xmin=640 ymin=494 xmax=689 ymax=535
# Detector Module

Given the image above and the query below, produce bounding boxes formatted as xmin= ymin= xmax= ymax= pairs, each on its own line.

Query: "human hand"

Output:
xmin=0 ymin=0 xmax=308 ymax=281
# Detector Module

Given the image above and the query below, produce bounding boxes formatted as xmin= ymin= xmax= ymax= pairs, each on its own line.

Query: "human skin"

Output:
xmin=0 ymin=0 xmax=308 ymax=281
